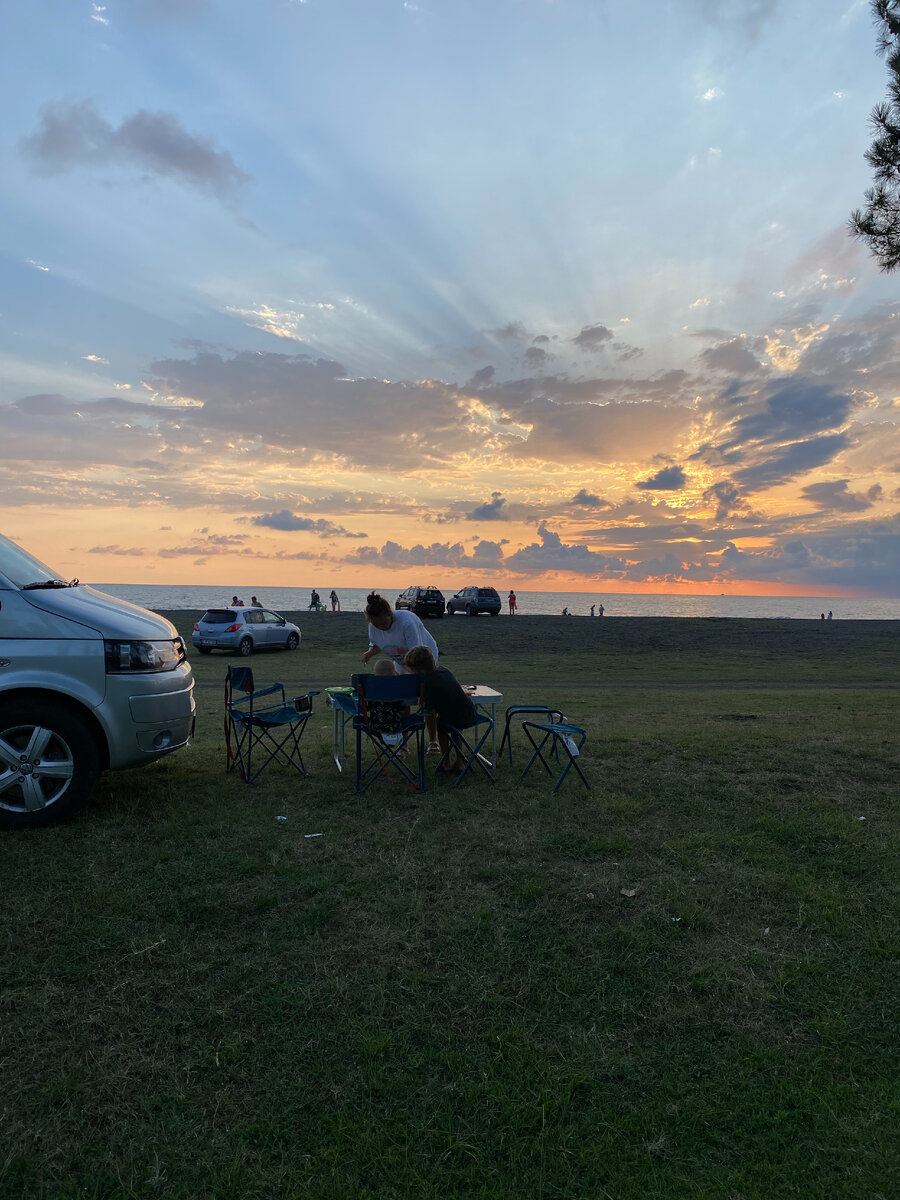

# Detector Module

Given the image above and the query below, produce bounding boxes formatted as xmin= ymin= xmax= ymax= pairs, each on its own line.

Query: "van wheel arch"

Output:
xmin=0 ymin=689 xmax=108 ymax=768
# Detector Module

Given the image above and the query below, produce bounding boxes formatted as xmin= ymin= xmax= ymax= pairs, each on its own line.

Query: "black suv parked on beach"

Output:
xmin=395 ymin=586 xmax=445 ymax=619
xmin=446 ymin=586 xmax=501 ymax=616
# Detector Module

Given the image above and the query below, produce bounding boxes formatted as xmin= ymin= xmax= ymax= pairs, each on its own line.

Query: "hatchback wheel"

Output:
xmin=0 ymin=699 xmax=101 ymax=830
xmin=286 ymin=632 xmax=300 ymax=651
xmin=238 ymin=637 xmax=253 ymax=657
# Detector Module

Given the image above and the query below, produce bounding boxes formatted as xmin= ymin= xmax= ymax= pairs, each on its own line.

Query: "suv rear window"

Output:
xmin=478 ymin=589 xmax=498 ymax=598
xmin=200 ymin=609 xmax=237 ymax=624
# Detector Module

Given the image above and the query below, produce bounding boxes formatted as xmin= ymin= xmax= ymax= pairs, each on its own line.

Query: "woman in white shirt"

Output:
xmin=362 ymin=592 xmax=438 ymax=671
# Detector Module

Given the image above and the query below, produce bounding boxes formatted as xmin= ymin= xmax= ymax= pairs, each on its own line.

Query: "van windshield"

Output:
xmin=0 ymin=533 xmax=70 ymax=590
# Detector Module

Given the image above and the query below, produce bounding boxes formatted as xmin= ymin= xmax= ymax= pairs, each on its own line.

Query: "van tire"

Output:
xmin=239 ymin=637 xmax=253 ymax=657
xmin=0 ymin=699 xmax=101 ymax=830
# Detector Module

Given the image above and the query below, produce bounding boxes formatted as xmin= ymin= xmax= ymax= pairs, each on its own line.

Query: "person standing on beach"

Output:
xmin=827 ymin=610 xmax=833 ymax=620
xmin=598 ymin=603 xmax=604 ymax=616
xmin=250 ymin=595 xmax=262 ymax=607
xmin=330 ymin=589 xmax=340 ymax=612
xmin=508 ymin=590 xmax=517 ymax=615
xmin=590 ymin=604 xmax=595 ymax=617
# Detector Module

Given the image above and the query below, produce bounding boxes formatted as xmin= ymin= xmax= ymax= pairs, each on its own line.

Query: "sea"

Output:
xmin=93 ymin=585 xmax=900 ymax=621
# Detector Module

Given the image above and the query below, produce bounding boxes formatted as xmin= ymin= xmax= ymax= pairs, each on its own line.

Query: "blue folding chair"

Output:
xmin=498 ymin=705 xmax=564 ymax=764
xmin=434 ymin=712 xmax=495 ymax=788
xmin=225 ymin=666 xmax=318 ymax=784
xmin=520 ymin=720 xmax=589 ymax=792
xmin=350 ymin=672 xmax=427 ymax=793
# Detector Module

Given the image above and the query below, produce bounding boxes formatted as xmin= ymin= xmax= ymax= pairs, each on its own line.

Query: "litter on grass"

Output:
xmin=304 ymin=833 xmax=323 ymax=838
xmin=276 ymin=815 xmax=287 ymax=821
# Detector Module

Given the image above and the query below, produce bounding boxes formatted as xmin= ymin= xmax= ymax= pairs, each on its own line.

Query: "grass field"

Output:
xmin=2 ymin=613 xmax=898 ymax=1199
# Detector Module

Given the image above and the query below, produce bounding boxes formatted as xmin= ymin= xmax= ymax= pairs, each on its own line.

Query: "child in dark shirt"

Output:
xmin=404 ymin=645 xmax=476 ymax=773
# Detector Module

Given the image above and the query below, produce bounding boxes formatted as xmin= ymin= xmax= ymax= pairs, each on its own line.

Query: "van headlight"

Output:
xmin=105 ymin=638 xmax=183 ymax=673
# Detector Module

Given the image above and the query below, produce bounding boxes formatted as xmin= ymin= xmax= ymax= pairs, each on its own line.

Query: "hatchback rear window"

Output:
xmin=200 ymin=609 xmax=237 ymax=624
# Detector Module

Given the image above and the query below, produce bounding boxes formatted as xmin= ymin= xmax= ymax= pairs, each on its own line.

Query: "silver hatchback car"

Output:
xmin=192 ymin=607 xmax=301 ymax=656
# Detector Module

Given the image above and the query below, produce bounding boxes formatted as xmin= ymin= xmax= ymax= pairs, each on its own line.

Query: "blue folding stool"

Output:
xmin=435 ymin=712 xmax=495 ymax=788
xmin=498 ymin=704 xmax=564 ymax=764
xmin=224 ymin=666 xmax=318 ymax=784
xmin=520 ymin=720 xmax=589 ymax=792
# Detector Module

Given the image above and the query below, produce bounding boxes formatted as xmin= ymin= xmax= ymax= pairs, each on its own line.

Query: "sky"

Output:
xmin=2 ymin=0 xmax=900 ymax=596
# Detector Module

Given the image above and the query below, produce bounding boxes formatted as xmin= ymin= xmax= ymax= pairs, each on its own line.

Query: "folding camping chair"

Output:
xmin=434 ymin=712 xmax=496 ymax=788
xmin=350 ymin=672 xmax=427 ymax=793
xmin=224 ymin=666 xmax=318 ymax=784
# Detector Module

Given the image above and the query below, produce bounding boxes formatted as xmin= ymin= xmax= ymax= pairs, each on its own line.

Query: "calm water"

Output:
xmin=93 ymin=584 xmax=900 ymax=621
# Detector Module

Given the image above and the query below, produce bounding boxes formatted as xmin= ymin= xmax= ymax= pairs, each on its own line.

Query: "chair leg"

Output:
xmin=355 ymin=726 xmax=426 ymax=793
xmin=520 ymin=726 xmax=556 ymax=781
xmin=435 ymin=721 xmax=494 ymax=788
xmin=521 ymin=723 xmax=589 ymax=792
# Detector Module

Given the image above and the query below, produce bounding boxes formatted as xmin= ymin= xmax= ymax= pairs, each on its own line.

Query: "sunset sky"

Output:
xmin=2 ymin=0 xmax=899 ymax=596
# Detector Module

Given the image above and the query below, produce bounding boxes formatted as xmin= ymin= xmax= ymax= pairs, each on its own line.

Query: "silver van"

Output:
xmin=0 ymin=533 xmax=195 ymax=829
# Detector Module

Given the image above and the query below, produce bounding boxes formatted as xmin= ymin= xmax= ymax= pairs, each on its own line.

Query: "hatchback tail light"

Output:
xmin=193 ymin=622 xmax=200 ymax=631
xmin=224 ymin=623 xmax=241 ymax=633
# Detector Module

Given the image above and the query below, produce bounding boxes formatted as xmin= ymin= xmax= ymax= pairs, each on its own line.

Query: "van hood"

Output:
xmin=22 ymin=585 xmax=178 ymax=639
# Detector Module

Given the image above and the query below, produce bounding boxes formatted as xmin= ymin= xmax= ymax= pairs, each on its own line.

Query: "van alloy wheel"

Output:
xmin=0 ymin=700 xmax=100 ymax=830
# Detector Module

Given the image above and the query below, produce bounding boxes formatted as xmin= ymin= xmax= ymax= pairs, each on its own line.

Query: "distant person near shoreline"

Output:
xmin=330 ymin=589 xmax=340 ymax=612
xmin=508 ymin=590 xmax=517 ymax=615
xmin=598 ymin=603 xmax=604 ymax=616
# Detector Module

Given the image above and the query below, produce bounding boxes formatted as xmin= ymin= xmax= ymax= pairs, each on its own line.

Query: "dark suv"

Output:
xmin=446 ymin=586 xmax=501 ymax=616
xmin=395 ymin=585 xmax=445 ymax=619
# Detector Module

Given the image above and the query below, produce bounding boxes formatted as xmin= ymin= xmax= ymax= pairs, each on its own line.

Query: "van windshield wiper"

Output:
xmin=22 ymin=578 xmax=79 ymax=590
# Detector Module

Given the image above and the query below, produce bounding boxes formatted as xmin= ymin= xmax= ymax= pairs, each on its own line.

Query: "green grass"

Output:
xmin=2 ymin=614 xmax=898 ymax=1199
